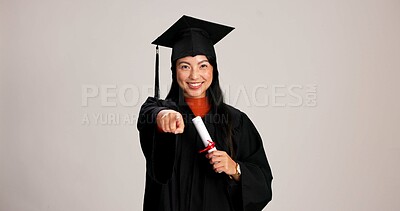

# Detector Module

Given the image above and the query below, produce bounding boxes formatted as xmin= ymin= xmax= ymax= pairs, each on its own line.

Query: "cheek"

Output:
xmin=176 ymin=71 xmax=187 ymax=86
xmin=204 ymin=70 xmax=213 ymax=83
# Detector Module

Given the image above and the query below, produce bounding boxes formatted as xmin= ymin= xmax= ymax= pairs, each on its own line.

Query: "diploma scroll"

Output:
xmin=192 ymin=116 xmax=217 ymax=153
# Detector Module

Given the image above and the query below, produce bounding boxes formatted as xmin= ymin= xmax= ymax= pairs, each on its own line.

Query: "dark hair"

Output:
xmin=166 ymin=56 xmax=235 ymax=158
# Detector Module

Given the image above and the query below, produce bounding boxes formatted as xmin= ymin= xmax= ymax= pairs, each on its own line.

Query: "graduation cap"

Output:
xmin=151 ymin=15 xmax=234 ymax=99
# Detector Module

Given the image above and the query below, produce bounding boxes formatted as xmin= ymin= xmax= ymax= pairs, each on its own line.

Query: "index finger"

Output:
xmin=206 ymin=150 xmax=223 ymax=159
xmin=174 ymin=113 xmax=185 ymax=134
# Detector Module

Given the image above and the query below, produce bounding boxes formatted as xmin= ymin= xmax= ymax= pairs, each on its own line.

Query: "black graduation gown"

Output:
xmin=137 ymin=97 xmax=273 ymax=211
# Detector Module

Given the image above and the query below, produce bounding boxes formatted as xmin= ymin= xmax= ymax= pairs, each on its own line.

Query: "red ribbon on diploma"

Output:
xmin=198 ymin=140 xmax=216 ymax=153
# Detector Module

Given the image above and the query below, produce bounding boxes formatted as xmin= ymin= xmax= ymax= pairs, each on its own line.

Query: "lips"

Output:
xmin=187 ymin=82 xmax=203 ymax=89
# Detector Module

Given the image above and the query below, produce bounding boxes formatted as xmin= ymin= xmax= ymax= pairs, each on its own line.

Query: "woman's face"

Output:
xmin=176 ymin=55 xmax=213 ymax=99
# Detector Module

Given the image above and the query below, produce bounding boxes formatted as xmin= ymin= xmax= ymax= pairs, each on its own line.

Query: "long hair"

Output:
xmin=166 ymin=56 xmax=235 ymax=158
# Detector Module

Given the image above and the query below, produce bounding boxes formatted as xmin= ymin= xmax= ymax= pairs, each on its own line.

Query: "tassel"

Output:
xmin=154 ymin=45 xmax=160 ymax=99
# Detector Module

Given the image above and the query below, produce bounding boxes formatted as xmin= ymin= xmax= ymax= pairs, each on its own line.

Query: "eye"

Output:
xmin=199 ymin=63 xmax=209 ymax=70
xmin=179 ymin=64 xmax=191 ymax=70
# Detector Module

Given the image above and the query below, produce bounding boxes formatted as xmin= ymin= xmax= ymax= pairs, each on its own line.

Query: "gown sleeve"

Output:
xmin=137 ymin=97 xmax=177 ymax=184
xmin=233 ymin=112 xmax=273 ymax=211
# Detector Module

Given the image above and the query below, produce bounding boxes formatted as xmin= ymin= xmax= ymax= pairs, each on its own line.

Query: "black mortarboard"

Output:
xmin=151 ymin=15 xmax=234 ymax=99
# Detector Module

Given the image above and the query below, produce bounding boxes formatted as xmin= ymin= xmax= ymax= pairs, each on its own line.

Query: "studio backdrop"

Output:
xmin=1 ymin=0 xmax=399 ymax=210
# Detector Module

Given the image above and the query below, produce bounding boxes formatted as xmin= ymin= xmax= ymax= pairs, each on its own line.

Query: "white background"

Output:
xmin=1 ymin=0 xmax=399 ymax=210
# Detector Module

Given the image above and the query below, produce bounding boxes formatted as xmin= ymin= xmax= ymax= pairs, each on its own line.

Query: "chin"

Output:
xmin=185 ymin=92 xmax=205 ymax=98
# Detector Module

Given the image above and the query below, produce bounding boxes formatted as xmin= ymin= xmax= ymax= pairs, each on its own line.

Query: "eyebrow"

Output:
xmin=177 ymin=61 xmax=190 ymax=66
xmin=177 ymin=60 xmax=209 ymax=66
xmin=198 ymin=60 xmax=209 ymax=65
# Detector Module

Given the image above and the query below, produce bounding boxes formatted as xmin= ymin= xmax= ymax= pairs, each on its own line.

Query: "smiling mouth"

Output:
xmin=187 ymin=82 xmax=204 ymax=89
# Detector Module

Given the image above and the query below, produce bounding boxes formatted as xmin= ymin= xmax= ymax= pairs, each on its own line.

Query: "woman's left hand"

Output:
xmin=206 ymin=150 xmax=237 ymax=175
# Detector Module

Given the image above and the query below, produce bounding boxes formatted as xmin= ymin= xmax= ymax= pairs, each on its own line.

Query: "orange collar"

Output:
xmin=185 ymin=97 xmax=211 ymax=118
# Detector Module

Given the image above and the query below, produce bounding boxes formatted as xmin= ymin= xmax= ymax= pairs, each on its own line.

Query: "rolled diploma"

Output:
xmin=192 ymin=116 xmax=217 ymax=153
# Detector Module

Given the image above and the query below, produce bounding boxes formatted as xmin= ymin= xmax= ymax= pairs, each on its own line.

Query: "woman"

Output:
xmin=138 ymin=15 xmax=273 ymax=211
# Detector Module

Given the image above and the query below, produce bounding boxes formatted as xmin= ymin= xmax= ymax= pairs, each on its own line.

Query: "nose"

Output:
xmin=189 ymin=67 xmax=200 ymax=80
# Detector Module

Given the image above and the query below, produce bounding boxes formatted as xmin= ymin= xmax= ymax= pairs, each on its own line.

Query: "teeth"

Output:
xmin=189 ymin=82 xmax=201 ymax=86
